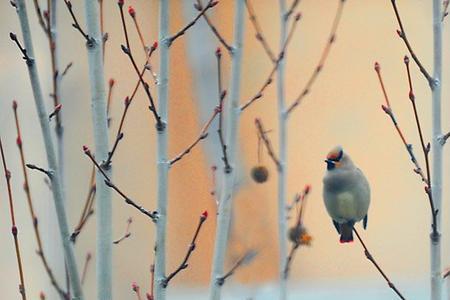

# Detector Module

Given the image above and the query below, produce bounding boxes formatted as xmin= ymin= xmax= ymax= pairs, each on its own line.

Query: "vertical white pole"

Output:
xmin=209 ymin=1 xmax=245 ymax=299
xmin=83 ymin=1 xmax=112 ymax=299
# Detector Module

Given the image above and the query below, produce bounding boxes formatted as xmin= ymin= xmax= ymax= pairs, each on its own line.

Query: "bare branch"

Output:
xmin=216 ymin=250 xmax=258 ymax=286
xmin=240 ymin=13 xmax=301 ymax=111
xmin=163 ymin=212 xmax=208 ymax=287
xmin=353 ymin=228 xmax=406 ymax=300
xmin=255 ymin=118 xmax=281 ymax=170
xmin=195 ymin=0 xmax=232 ymax=52
xmin=390 ymin=0 xmax=433 ymax=85
xmin=286 ymin=0 xmax=346 ymax=115
xmin=168 ymin=0 xmax=218 ymax=45
xmin=83 ymin=146 xmax=158 ymax=222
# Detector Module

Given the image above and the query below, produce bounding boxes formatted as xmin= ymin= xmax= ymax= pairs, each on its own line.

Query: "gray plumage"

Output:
xmin=323 ymin=146 xmax=370 ymax=243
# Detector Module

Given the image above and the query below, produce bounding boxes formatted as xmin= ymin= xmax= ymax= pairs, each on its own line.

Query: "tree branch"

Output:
xmin=255 ymin=118 xmax=281 ymax=171
xmin=286 ymin=0 xmax=346 ymax=115
xmin=163 ymin=211 xmax=208 ymax=287
xmin=353 ymin=228 xmax=406 ymax=300
xmin=390 ymin=0 xmax=433 ymax=85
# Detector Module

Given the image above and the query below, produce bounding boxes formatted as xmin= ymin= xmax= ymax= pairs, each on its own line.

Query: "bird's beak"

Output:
xmin=325 ymin=159 xmax=341 ymax=169
xmin=325 ymin=159 xmax=335 ymax=165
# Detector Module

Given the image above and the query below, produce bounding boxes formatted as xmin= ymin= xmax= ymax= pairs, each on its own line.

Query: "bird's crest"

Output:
xmin=326 ymin=146 xmax=343 ymax=161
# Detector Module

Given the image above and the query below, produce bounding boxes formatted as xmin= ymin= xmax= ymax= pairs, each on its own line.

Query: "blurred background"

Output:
xmin=0 ymin=0 xmax=449 ymax=299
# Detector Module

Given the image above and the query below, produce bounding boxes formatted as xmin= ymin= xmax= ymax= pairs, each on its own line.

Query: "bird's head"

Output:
xmin=325 ymin=146 xmax=353 ymax=171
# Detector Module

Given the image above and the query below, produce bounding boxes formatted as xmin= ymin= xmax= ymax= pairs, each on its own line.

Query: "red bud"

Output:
xmin=39 ymin=291 xmax=46 ymax=300
xmin=16 ymin=136 xmax=22 ymax=147
xmin=304 ymin=184 xmax=311 ymax=194
xmin=152 ymin=41 xmax=158 ymax=50
xmin=12 ymin=225 xmax=18 ymax=236
xmin=128 ymin=6 xmax=136 ymax=17
xmin=12 ymin=100 xmax=18 ymax=109
xmin=201 ymin=210 xmax=208 ymax=219
xmin=146 ymin=293 xmax=154 ymax=300
xmin=381 ymin=104 xmax=390 ymax=113
xmin=83 ymin=145 xmax=90 ymax=154
xmin=131 ymin=282 xmax=139 ymax=292
xmin=118 ymin=0 xmax=124 ymax=6
xmin=374 ymin=62 xmax=380 ymax=72
xmin=404 ymin=55 xmax=409 ymax=64
xmin=215 ymin=47 xmax=221 ymax=57
xmin=109 ymin=78 xmax=115 ymax=87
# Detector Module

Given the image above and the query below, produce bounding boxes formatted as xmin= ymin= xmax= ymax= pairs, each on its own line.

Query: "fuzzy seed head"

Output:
xmin=251 ymin=165 xmax=269 ymax=183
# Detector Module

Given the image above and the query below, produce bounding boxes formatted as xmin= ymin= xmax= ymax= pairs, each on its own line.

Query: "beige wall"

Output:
xmin=0 ymin=0 xmax=449 ymax=298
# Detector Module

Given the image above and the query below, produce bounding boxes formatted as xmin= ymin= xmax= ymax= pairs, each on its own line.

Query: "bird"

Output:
xmin=322 ymin=146 xmax=370 ymax=243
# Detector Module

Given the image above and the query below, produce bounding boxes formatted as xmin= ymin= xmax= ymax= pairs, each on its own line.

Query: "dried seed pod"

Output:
xmin=251 ymin=165 xmax=269 ymax=183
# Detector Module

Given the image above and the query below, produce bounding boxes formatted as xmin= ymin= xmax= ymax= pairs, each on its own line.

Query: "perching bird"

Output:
xmin=323 ymin=146 xmax=370 ymax=243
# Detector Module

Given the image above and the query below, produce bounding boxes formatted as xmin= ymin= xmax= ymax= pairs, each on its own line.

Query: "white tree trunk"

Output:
xmin=209 ymin=1 xmax=245 ymax=299
xmin=431 ymin=0 xmax=442 ymax=300
xmin=83 ymin=1 xmax=112 ymax=299
xmin=277 ymin=1 xmax=288 ymax=299
xmin=155 ymin=1 xmax=170 ymax=299
xmin=15 ymin=1 xmax=84 ymax=299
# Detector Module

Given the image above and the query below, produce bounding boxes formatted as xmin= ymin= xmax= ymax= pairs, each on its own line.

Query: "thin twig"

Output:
xmin=32 ymin=0 xmax=48 ymax=33
xmin=48 ymin=103 xmax=62 ymax=121
xmin=113 ymin=217 xmax=133 ymax=244
xmin=438 ymin=131 xmax=450 ymax=145
xmin=13 ymin=101 xmax=68 ymax=299
xmin=169 ymin=105 xmax=222 ymax=166
xmin=215 ymin=48 xmax=231 ymax=172
xmin=106 ymin=43 xmax=159 ymax=167
xmin=443 ymin=0 xmax=449 ymax=21
xmin=26 ymin=163 xmax=53 ymax=178
xmin=195 ymin=0 xmax=232 ymax=52
xmin=9 ymin=33 xmax=32 ymax=64
xmin=132 ymin=283 xmax=143 ymax=300
xmin=62 ymin=0 xmax=92 ymax=43
xmin=168 ymin=0 xmax=218 ymax=45
xmin=284 ymin=185 xmax=312 ymax=278
xmin=286 ymin=0 xmax=346 ymax=115
xmin=83 ymin=146 xmax=159 ymax=222
xmin=128 ymin=6 xmax=146 ymax=51
xmin=70 ymin=168 xmax=96 ymax=243
xmin=375 ymin=62 xmax=427 ymax=183
xmin=81 ymin=252 xmax=92 ymax=285
xmin=284 ymin=0 xmax=301 ymax=21
xmin=390 ymin=0 xmax=433 ymax=85
xmin=254 ymin=118 xmax=281 ymax=170
xmin=0 ymin=137 xmax=27 ymax=300
xmin=61 ymin=62 xmax=73 ymax=78
xmin=118 ymin=2 xmax=162 ymax=128
xmin=404 ymin=56 xmax=438 ymax=237
xmin=216 ymin=250 xmax=258 ymax=286
xmin=163 ymin=211 xmax=208 ymax=287
xmin=353 ymin=228 xmax=406 ymax=300
xmin=240 ymin=13 xmax=301 ymax=111
xmin=245 ymin=0 xmax=276 ymax=62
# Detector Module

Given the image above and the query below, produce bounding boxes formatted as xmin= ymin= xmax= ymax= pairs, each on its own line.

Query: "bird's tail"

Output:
xmin=339 ymin=222 xmax=354 ymax=243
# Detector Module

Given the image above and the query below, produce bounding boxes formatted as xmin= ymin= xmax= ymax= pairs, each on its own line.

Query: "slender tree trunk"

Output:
xmin=14 ymin=1 xmax=84 ymax=299
xmin=277 ymin=1 xmax=288 ymax=299
xmin=431 ymin=1 xmax=442 ymax=300
xmin=49 ymin=1 xmax=66 ymax=298
xmin=154 ymin=1 xmax=170 ymax=299
xmin=83 ymin=1 xmax=112 ymax=299
xmin=209 ymin=1 xmax=245 ymax=299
